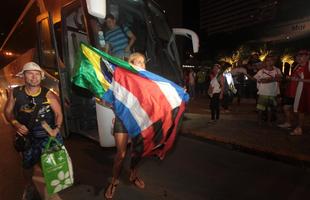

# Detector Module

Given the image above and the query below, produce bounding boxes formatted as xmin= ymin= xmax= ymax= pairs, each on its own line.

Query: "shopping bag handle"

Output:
xmin=43 ymin=137 xmax=62 ymax=152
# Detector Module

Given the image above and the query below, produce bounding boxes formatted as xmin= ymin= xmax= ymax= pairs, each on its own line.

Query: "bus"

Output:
xmin=0 ymin=0 xmax=199 ymax=147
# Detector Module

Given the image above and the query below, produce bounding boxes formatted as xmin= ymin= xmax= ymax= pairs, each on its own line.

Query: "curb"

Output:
xmin=180 ymin=132 xmax=310 ymax=168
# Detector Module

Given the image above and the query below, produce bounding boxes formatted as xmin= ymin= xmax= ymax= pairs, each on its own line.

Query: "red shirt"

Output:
xmin=285 ymin=65 xmax=304 ymax=97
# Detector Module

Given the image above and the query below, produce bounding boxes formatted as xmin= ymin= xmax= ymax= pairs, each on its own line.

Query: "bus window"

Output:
xmin=86 ymin=0 xmax=148 ymax=56
xmin=146 ymin=2 xmax=171 ymax=43
xmin=61 ymin=2 xmax=98 ymax=135
xmin=85 ymin=0 xmax=182 ymax=83
xmin=62 ymin=6 xmax=88 ymax=76
xmin=37 ymin=13 xmax=59 ymax=78
xmin=53 ymin=22 xmax=63 ymax=63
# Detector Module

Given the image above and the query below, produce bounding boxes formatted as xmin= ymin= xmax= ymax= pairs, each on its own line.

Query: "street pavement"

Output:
xmin=182 ymin=95 xmax=310 ymax=166
xmin=1 ymin=93 xmax=310 ymax=199
xmin=2 ymin=119 xmax=310 ymax=200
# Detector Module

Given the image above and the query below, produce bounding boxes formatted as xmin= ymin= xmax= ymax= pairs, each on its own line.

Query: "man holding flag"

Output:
xmin=72 ymin=43 xmax=189 ymax=199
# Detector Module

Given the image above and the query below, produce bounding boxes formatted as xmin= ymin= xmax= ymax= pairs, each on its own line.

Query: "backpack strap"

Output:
xmin=120 ymin=24 xmax=130 ymax=39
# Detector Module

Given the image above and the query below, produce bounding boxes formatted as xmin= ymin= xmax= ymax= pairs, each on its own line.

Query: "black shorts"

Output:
xmin=282 ymin=96 xmax=294 ymax=106
xmin=113 ymin=117 xmax=128 ymax=134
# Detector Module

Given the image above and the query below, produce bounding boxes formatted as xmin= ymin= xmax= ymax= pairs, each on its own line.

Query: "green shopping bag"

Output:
xmin=41 ymin=137 xmax=74 ymax=195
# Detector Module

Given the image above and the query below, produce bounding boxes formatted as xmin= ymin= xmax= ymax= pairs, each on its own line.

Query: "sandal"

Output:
xmin=130 ymin=176 xmax=145 ymax=189
xmin=104 ymin=180 xmax=119 ymax=199
xmin=290 ymin=127 xmax=303 ymax=136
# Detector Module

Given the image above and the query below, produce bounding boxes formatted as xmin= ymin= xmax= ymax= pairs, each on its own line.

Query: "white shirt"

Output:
xmin=254 ymin=67 xmax=282 ymax=96
xmin=210 ymin=76 xmax=221 ymax=94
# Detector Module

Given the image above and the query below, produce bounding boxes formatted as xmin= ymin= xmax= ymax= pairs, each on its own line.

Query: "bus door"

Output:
xmin=36 ymin=11 xmax=70 ymax=138
xmin=59 ymin=1 xmax=102 ymax=142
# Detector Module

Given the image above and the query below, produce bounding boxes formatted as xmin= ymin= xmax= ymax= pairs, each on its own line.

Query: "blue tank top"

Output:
xmin=13 ymin=86 xmax=55 ymax=137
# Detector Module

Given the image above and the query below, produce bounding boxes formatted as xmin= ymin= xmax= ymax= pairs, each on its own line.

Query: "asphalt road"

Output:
xmin=1 ymin=122 xmax=310 ymax=199
xmin=1 ymin=92 xmax=310 ymax=200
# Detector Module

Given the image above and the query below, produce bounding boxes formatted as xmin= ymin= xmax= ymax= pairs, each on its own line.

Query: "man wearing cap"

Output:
xmin=4 ymin=62 xmax=63 ymax=199
xmin=288 ymin=50 xmax=310 ymax=135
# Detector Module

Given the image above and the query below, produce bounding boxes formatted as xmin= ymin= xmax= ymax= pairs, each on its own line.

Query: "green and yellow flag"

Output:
xmin=72 ymin=42 xmax=137 ymax=98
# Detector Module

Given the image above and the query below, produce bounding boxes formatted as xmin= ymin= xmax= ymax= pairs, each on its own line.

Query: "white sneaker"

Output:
xmin=277 ymin=123 xmax=291 ymax=128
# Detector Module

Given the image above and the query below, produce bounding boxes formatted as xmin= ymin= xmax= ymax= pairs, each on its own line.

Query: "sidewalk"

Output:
xmin=181 ymin=96 xmax=310 ymax=165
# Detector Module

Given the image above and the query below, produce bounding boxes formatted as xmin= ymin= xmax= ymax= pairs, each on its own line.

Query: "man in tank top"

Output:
xmin=4 ymin=62 xmax=63 ymax=200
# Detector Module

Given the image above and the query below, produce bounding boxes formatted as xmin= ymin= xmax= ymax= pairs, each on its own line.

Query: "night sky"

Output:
xmin=3 ymin=0 xmax=309 ymax=62
xmin=5 ymin=1 xmax=310 ymax=67
xmin=0 ymin=1 xmax=28 ymax=46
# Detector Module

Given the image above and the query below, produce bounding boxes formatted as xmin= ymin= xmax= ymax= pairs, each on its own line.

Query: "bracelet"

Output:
xmin=11 ymin=120 xmax=19 ymax=126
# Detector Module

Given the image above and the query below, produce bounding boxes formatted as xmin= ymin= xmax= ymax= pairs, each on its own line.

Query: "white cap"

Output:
xmin=16 ymin=62 xmax=45 ymax=79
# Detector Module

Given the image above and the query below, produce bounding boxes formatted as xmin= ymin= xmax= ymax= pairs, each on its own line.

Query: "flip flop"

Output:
xmin=130 ymin=176 xmax=145 ymax=189
xmin=104 ymin=180 xmax=119 ymax=199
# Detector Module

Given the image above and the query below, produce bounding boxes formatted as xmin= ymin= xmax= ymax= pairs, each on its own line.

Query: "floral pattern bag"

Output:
xmin=41 ymin=137 xmax=74 ymax=195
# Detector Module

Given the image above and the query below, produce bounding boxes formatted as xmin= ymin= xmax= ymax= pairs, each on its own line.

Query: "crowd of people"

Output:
xmin=3 ymin=10 xmax=310 ymax=199
xmin=183 ymin=49 xmax=310 ymax=135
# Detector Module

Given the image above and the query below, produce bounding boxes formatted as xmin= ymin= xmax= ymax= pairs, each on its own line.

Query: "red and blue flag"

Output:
xmin=73 ymin=43 xmax=189 ymax=159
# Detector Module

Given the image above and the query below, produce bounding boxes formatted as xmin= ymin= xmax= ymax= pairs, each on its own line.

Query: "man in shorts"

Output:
xmin=253 ymin=55 xmax=282 ymax=125
xmin=289 ymin=50 xmax=310 ymax=135
xmin=4 ymin=62 xmax=63 ymax=200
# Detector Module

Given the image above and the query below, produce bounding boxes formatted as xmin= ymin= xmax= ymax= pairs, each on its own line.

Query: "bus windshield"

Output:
xmin=87 ymin=0 xmax=182 ymax=84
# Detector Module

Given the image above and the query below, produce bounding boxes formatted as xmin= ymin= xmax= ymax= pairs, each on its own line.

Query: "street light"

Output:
xmin=281 ymin=54 xmax=294 ymax=75
xmin=4 ymin=51 xmax=13 ymax=56
xmin=1 ymin=51 xmax=14 ymax=56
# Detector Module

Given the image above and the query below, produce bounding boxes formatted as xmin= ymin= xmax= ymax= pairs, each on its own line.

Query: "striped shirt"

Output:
xmin=105 ymin=26 xmax=130 ymax=57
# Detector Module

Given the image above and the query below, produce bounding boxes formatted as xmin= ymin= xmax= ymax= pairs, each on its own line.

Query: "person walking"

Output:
xmin=196 ymin=69 xmax=206 ymax=96
xmin=289 ymin=50 xmax=310 ymax=135
xmin=253 ymin=55 xmax=282 ymax=126
xmin=277 ymin=62 xmax=299 ymax=129
xmin=104 ymin=53 xmax=146 ymax=200
xmin=4 ymin=62 xmax=64 ymax=200
xmin=208 ymin=64 xmax=224 ymax=122
xmin=188 ymin=68 xmax=196 ymax=99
